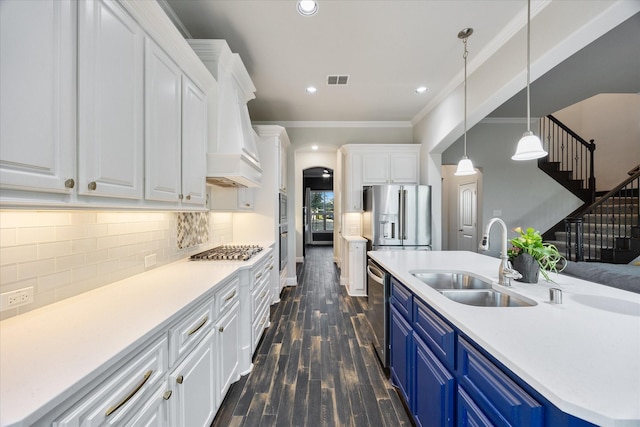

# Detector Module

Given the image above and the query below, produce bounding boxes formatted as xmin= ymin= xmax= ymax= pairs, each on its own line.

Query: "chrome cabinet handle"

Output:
xmin=88 ymin=181 xmax=97 ymax=191
xmin=224 ymin=291 xmax=237 ymax=302
xmin=256 ymin=272 xmax=262 ymax=279
xmin=187 ymin=316 xmax=208 ymax=336
xmin=163 ymin=390 xmax=172 ymax=400
xmin=176 ymin=375 xmax=184 ymax=384
xmin=105 ymin=370 xmax=152 ymax=416
xmin=64 ymin=178 xmax=75 ymax=189
xmin=259 ymin=290 xmax=267 ymax=299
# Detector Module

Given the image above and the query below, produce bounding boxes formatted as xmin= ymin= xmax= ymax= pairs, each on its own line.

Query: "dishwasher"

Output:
xmin=366 ymin=257 xmax=390 ymax=371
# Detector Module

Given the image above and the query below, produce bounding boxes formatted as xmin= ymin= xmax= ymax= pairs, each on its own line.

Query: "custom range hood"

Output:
xmin=188 ymin=40 xmax=262 ymax=188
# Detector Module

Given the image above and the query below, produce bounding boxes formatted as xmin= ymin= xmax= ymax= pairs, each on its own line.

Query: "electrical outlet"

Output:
xmin=1 ymin=287 xmax=34 ymax=311
xmin=144 ymin=254 xmax=157 ymax=268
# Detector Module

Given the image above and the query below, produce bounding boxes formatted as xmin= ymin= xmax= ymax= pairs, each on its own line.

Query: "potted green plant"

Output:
xmin=507 ymin=227 xmax=566 ymax=282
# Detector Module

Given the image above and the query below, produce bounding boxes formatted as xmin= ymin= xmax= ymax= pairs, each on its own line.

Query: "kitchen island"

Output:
xmin=368 ymin=250 xmax=640 ymax=427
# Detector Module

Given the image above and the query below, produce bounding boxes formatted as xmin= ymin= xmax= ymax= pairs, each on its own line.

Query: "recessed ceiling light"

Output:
xmin=306 ymin=86 xmax=317 ymax=94
xmin=311 ymin=145 xmax=318 ymax=150
xmin=297 ymin=0 xmax=318 ymax=16
xmin=415 ymin=86 xmax=428 ymax=94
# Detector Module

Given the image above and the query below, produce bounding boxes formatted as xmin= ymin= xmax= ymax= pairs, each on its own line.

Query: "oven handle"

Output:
xmin=367 ymin=265 xmax=384 ymax=285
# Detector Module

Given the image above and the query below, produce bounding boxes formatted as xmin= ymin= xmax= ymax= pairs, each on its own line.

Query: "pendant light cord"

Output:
xmin=526 ymin=0 xmax=531 ymax=133
xmin=463 ymin=36 xmax=468 ymax=157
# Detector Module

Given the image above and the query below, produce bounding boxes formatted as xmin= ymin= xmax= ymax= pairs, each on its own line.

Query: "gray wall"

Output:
xmin=442 ymin=119 xmax=582 ymax=257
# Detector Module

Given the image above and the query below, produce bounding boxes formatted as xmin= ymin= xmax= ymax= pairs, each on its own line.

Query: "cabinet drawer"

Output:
xmin=413 ymin=298 xmax=455 ymax=370
xmin=215 ymin=276 xmax=239 ymax=317
xmin=457 ymin=386 xmax=493 ymax=427
xmin=55 ymin=336 xmax=168 ymax=427
xmin=251 ymin=305 xmax=270 ymax=352
xmin=169 ymin=296 xmax=214 ymax=365
xmin=391 ymin=277 xmax=413 ymax=321
xmin=251 ymin=277 xmax=270 ymax=315
xmin=458 ymin=338 xmax=543 ymax=427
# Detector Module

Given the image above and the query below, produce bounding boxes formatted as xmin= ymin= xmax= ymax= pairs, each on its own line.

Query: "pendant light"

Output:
xmin=512 ymin=0 xmax=547 ymax=161
xmin=455 ymin=28 xmax=476 ymax=176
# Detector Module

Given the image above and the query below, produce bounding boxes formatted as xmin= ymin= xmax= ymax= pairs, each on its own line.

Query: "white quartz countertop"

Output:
xmin=368 ymin=250 xmax=640 ymax=427
xmin=0 ymin=245 xmax=274 ymax=427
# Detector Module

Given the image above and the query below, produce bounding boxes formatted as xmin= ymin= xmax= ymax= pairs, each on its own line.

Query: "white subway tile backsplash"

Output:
xmin=56 ymin=225 xmax=86 ymax=240
xmin=38 ymin=270 xmax=72 ymax=292
xmin=16 ymin=226 xmax=57 ymax=245
xmin=0 ymin=265 xmax=17 ymax=286
xmin=38 ymin=241 xmax=72 ymax=259
xmin=0 ymin=244 xmax=38 ymax=266
xmin=0 ymin=211 xmax=233 ymax=320
xmin=107 ymin=223 xmax=128 ymax=236
xmin=71 ymin=238 xmax=97 ymax=254
xmin=17 ymin=258 xmax=56 ymax=280
xmin=86 ymin=224 xmax=108 ymax=238
xmin=85 ymin=249 xmax=109 ymax=264
xmin=97 ymin=235 xmax=119 ymax=250
xmin=0 ymin=228 xmax=16 ymax=246
xmin=56 ymin=253 xmax=85 ymax=271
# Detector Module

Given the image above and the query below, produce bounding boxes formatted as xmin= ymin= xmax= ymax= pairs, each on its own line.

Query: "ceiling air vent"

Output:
xmin=327 ymin=75 xmax=349 ymax=85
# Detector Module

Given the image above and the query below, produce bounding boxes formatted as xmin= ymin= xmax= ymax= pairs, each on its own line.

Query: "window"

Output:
xmin=310 ymin=191 xmax=334 ymax=232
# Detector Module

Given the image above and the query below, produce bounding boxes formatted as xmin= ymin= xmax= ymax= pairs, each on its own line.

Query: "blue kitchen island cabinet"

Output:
xmin=390 ymin=305 xmax=413 ymax=406
xmin=414 ymin=331 xmax=455 ymax=427
xmin=389 ymin=276 xmax=595 ymax=427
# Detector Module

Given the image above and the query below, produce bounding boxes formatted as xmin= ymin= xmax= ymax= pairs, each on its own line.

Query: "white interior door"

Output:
xmin=457 ymin=182 xmax=477 ymax=251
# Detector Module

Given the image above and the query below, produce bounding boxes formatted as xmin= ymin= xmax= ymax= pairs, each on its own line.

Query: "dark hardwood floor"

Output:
xmin=211 ymin=245 xmax=413 ymax=427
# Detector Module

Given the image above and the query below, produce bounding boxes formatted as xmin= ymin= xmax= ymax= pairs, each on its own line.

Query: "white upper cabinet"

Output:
xmin=144 ymin=39 xmax=183 ymax=203
xmin=361 ymin=148 xmax=419 ymax=185
xmin=181 ymin=77 xmax=208 ymax=206
xmin=341 ymin=144 xmax=420 ymax=212
xmin=0 ymin=0 xmax=75 ymax=193
xmin=1 ymin=0 xmax=214 ymax=210
xmin=77 ymin=0 xmax=144 ymax=199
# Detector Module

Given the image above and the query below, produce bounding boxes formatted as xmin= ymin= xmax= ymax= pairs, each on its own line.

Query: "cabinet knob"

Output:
xmin=88 ymin=181 xmax=97 ymax=191
xmin=178 ymin=194 xmax=184 ymax=200
xmin=163 ymin=390 xmax=172 ymax=400
xmin=218 ymin=326 xmax=225 ymax=333
xmin=176 ymin=375 xmax=184 ymax=384
xmin=186 ymin=195 xmax=191 ymax=200
xmin=245 ymin=203 xmax=250 ymax=207
xmin=64 ymin=178 xmax=75 ymax=189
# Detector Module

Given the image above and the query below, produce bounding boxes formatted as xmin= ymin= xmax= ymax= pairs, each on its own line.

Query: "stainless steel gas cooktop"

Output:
xmin=189 ymin=245 xmax=263 ymax=261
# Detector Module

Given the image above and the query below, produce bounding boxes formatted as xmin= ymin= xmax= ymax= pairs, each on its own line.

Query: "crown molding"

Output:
xmin=252 ymin=121 xmax=412 ymax=128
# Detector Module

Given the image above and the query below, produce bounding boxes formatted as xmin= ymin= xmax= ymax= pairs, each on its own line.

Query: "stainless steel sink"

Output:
xmin=411 ymin=272 xmax=493 ymax=290
xmin=439 ymin=289 xmax=536 ymax=307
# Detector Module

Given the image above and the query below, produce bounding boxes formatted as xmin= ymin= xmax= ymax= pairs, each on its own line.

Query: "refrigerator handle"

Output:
xmin=399 ymin=189 xmax=406 ymax=240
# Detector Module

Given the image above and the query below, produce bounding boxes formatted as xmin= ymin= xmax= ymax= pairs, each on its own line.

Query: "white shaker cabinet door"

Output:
xmin=181 ymin=76 xmax=207 ymax=206
xmin=169 ymin=330 xmax=217 ymax=427
xmin=145 ymin=39 xmax=182 ymax=203
xmin=77 ymin=0 xmax=144 ymax=198
xmin=389 ymin=152 xmax=419 ymax=184
xmin=78 ymin=0 xmax=144 ymax=199
xmin=0 ymin=0 xmax=75 ymax=193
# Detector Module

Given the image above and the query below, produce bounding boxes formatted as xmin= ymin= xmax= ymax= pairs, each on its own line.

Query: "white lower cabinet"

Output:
xmin=169 ymin=329 xmax=216 ymax=427
xmin=125 ymin=382 xmax=170 ymax=427
xmin=217 ymin=301 xmax=240 ymax=399
xmin=54 ymin=337 xmax=169 ymax=427
xmin=49 ymin=277 xmax=242 ymax=427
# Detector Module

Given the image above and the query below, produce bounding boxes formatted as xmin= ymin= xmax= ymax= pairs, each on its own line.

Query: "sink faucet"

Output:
xmin=478 ymin=218 xmax=522 ymax=286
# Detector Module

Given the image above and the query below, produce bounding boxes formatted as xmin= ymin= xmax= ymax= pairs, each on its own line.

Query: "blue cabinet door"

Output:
xmin=458 ymin=385 xmax=493 ymax=427
xmin=414 ymin=333 xmax=455 ymax=427
xmin=390 ymin=305 xmax=412 ymax=404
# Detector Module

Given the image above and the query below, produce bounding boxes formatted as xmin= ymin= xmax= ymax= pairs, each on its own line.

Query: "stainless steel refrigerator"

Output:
xmin=362 ymin=184 xmax=432 ymax=250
